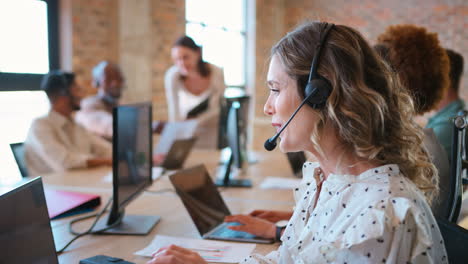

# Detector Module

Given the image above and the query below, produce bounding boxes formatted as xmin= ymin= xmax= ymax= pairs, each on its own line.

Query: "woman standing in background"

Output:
xmin=164 ymin=36 xmax=226 ymax=149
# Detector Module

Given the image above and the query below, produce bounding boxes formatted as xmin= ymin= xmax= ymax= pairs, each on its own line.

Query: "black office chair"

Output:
xmin=437 ymin=217 xmax=468 ymax=264
xmin=445 ymin=111 xmax=468 ymax=223
xmin=10 ymin=142 xmax=28 ymax=177
xmin=435 ymin=111 xmax=468 ymax=264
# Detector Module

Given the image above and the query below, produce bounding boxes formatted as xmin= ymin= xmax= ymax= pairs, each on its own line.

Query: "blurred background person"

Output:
xmin=164 ymin=35 xmax=226 ymax=149
xmin=375 ymin=24 xmax=451 ymax=218
xmin=75 ymin=61 xmax=125 ymax=140
xmin=427 ymin=49 xmax=465 ymax=157
xmin=25 ymin=70 xmax=112 ymax=176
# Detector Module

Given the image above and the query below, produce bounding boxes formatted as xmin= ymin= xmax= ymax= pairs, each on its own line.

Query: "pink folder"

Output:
xmin=44 ymin=189 xmax=101 ymax=219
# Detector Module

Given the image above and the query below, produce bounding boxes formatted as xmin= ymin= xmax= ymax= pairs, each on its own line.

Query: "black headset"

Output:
xmin=303 ymin=22 xmax=334 ymax=109
xmin=264 ymin=22 xmax=335 ymax=151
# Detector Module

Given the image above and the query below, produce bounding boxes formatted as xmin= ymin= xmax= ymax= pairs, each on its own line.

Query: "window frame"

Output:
xmin=0 ymin=0 xmax=59 ymax=91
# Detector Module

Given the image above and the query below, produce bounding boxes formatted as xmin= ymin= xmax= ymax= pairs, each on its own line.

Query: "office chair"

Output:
xmin=10 ymin=142 xmax=28 ymax=177
xmin=445 ymin=111 xmax=468 ymax=223
xmin=437 ymin=217 xmax=468 ymax=264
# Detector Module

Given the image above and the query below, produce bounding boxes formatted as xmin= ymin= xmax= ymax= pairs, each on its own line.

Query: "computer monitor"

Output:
xmin=0 ymin=177 xmax=58 ymax=263
xmin=216 ymin=100 xmax=252 ymax=187
xmin=94 ymin=103 xmax=160 ymax=235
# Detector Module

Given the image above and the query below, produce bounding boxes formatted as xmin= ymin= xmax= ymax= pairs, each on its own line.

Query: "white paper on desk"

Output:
xmin=259 ymin=177 xmax=302 ymax=189
xmin=134 ymin=235 xmax=256 ymax=263
xmin=154 ymin=120 xmax=198 ymax=154
xmin=102 ymin=167 xmax=164 ymax=183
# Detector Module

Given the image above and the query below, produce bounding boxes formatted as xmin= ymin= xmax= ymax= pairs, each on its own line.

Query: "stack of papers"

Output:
xmin=135 ymin=235 xmax=256 ymax=263
xmin=259 ymin=176 xmax=302 ymax=189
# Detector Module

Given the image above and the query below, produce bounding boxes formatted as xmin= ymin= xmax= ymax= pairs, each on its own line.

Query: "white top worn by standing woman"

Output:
xmin=147 ymin=22 xmax=447 ymax=264
xmin=164 ymin=36 xmax=226 ymax=149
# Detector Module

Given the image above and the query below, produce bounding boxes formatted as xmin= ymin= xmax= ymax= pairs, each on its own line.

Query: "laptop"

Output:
xmin=169 ymin=165 xmax=274 ymax=244
xmin=159 ymin=137 xmax=197 ymax=170
xmin=286 ymin=151 xmax=307 ymax=178
xmin=0 ymin=177 xmax=58 ymax=263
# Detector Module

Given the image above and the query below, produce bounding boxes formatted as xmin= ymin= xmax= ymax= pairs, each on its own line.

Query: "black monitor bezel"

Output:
xmin=108 ymin=102 xmax=153 ymax=225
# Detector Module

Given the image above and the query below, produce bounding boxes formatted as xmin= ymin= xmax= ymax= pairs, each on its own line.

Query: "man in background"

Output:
xmin=75 ymin=61 xmax=125 ymax=140
xmin=24 ymin=70 xmax=112 ymax=176
xmin=427 ymin=48 xmax=465 ymax=158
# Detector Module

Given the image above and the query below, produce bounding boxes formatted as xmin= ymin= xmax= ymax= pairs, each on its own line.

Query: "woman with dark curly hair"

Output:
xmin=147 ymin=21 xmax=446 ymax=264
xmin=375 ymin=24 xmax=451 ymax=219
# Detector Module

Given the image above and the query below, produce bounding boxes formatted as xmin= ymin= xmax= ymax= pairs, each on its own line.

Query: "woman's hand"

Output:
xmin=224 ymin=214 xmax=276 ymax=239
xmin=147 ymin=245 xmax=207 ymax=264
xmin=248 ymin=210 xmax=293 ymax=223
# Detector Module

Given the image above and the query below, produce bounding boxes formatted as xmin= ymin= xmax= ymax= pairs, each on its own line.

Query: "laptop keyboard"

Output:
xmin=211 ymin=222 xmax=257 ymax=239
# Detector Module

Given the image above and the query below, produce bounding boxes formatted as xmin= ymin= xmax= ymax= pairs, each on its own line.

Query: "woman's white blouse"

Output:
xmin=243 ymin=162 xmax=447 ymax=264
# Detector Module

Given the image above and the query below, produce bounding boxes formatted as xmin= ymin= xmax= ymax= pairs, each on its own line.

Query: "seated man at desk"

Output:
xmin=25 ymin=70 xmax=112 ymax=176
xmin=75 ymin=61 xmax=125 ymax=140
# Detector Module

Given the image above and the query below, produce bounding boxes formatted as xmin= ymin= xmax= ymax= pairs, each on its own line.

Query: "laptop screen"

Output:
xmin=170 ymin=165 xmax=230 ymax=235
xmin=0 ymin=177 xmax=58 ymax=263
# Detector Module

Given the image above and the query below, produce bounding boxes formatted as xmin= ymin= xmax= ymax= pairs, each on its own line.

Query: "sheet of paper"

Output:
xmin=102 ymin=167 xmax=164 ymax=183
xmin=134 ymin=235 xmax=256 ymax=263
xmin=259 ymin=176 xmax=302 ymax=189
xmin=155 ymin=120 xmax=198 ymax=154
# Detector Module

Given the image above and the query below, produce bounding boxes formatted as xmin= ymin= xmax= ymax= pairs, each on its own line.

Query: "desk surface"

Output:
xmin=41 ymin=149 xmax=297 ymax=263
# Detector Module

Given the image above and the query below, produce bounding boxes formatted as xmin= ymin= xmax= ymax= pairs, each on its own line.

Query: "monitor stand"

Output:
xmin=219 ymin=147 xmax=258 ymax=165
xmin=93 ymin=214 xmax=160 ymax=235
xmin=215 ymin=151 xmax=252 ymax=188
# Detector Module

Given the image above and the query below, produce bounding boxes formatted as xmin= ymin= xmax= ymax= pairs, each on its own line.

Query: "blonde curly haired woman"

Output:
xmin=147 ymin=21 xmax=447 ymax=264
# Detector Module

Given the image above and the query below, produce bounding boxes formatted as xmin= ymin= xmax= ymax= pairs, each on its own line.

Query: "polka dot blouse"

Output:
xmin=242 ymin=162 xmax=447 ymax=264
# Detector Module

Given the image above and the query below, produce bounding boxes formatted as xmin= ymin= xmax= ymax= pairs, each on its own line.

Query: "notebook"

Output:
xmin=44 ymin=188 xmax=101 ymax=219
xmin=169 ymin=165 xmax=274 ymax=244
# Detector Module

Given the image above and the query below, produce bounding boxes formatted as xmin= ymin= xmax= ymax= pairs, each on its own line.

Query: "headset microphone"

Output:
xmin=264 ymin=87 xmax=319 ymax=151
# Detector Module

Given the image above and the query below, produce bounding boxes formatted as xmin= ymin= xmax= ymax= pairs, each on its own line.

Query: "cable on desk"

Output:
xmin=56 ymin=197 xmax=121 ymax=254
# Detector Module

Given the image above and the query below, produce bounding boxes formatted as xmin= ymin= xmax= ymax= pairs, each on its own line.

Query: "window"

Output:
xmin=185 ymin=0 xmax=246 ymax=87
xmin=0 ymin=0 xmax=57 ymax=183
xmin=0 ymin=0 xmax=59 ymax=91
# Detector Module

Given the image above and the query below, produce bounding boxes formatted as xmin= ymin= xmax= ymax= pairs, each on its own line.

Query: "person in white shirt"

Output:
xmin=147 ymin=22 xmax=447 ymax=264
xmin=25 ymin=70 xmax=112 ymax=176
xmin=75 ymin=61 xmax=125 ymax=140
xmin=164 ymin=35 xmax=226 ymax=149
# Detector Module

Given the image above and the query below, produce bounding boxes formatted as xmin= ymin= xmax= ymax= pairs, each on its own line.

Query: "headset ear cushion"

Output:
xmin=305 ymin=76 xmax=332 ymax=109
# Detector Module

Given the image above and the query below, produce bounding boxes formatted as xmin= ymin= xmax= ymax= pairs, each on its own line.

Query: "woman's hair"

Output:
xmin=173 ymin=35 xmax=211 ymax=77
xmin=376 ymin=25 xmax=450 ymax=115
xmin=271 ymin=21 xmax=438 ymax=202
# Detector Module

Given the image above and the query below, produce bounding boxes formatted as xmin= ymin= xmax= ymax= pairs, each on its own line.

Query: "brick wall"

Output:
xmin=150 ymin=0 xmax=186 ymax=120
xmin=68 ymin=0 xmax=119 ymax=95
